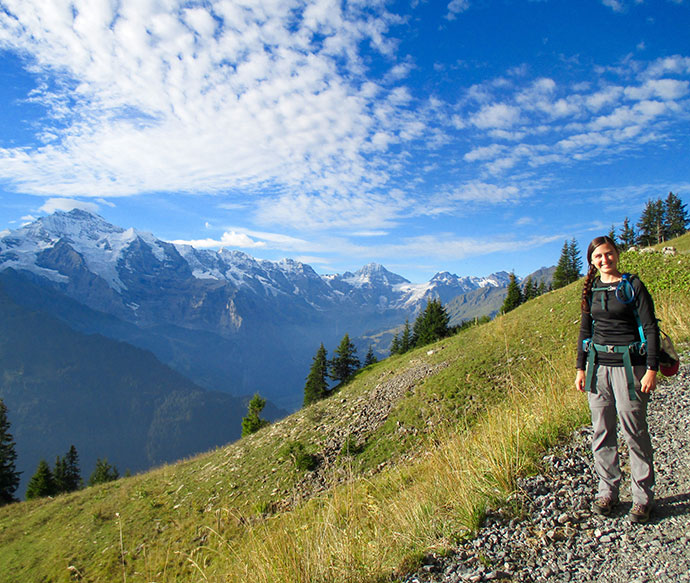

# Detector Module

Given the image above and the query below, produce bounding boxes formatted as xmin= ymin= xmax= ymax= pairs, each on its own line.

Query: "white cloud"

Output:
xmin=601 ymin=0 xmax=625 ymax=12
xmin=516 ymin=217 xmax=535 ymax=226
xmin=38 ymin=198 xmax=100 ymax=214
xmin=464 ymin=144 xmax=506 ymax=162
xmin=254 ymin=191 xmax=409 ymax=231
xmin=369 ymin=232 xmax=562 ymax=261
xmin=471 ymin=103 xmax=521 ymax=129
xmin=0 ymin=0 xmax=410 ymax=202
xmin=641 ymin=55 xmax=690 ymax=79
xmin=171 ymin=226 xmax=317 ymax=251
xmin=446 ymin=0 xmax=471 ymax=20
xmin=449 ymin=182 xmax=521 ymax=203
xmin=454 ymin=54 xmax=690 ymax=178
xmin=624 ymin=79 xmax=689 ymax=101
xmin=585 ymin=86 xmax=624 ymax=111
xmin=171 ymin=231 xmax=266 ymax=250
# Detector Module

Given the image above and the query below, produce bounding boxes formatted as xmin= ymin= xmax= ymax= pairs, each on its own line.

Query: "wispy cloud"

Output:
xmin=455 ymin=55 xmax=690 ymax=178
xmin=0 ymin=0 xmax=688 ymax=265
xmin=38 ymin=197 xmax=100 ymax=214
xmin=0 ymin=0 xmax=410 ymax=202
xmin=446 ymin=0 xmax=471 ymax=20
xmin=171 ymin=226 xmax=313 ymax=252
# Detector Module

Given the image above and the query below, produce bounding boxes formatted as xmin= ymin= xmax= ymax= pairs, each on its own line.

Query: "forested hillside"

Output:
xmin=0 ymin=279 xmax=261 ymax=496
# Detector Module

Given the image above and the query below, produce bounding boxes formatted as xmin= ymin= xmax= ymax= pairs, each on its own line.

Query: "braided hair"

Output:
xmin=581 ymin=236 xmax=619 ymax=313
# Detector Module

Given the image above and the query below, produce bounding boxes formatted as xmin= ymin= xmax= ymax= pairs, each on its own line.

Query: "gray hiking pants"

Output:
xmin=587 ymin=364 xmax=655 ymax=505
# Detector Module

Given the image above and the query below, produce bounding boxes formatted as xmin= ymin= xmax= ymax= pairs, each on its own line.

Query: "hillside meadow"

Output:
xmin=1 ymin=233 xmax=689 ymax=583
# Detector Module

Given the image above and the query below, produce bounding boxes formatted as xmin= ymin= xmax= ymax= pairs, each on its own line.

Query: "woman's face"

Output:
xmin=590 ymin=243 xmax=620 ymax=278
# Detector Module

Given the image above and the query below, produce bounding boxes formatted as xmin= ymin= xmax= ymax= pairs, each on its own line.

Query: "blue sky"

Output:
xmin=1 ymin=0 xmax=689 ymax=282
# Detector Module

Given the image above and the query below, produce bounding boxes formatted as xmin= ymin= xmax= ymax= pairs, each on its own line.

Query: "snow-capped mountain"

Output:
xmin=0 ymin=210 xmax=510 ymax=409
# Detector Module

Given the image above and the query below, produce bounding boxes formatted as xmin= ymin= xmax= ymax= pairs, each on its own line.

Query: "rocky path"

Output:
xmin=405 ymin=358 xmax=690 ymax=583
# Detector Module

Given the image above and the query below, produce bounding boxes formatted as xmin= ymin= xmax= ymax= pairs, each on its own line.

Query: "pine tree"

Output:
xmin=26 ymin=459 xmax=57 ymax=499
xmin=637 ymin=199 xmax=666 ymax=246
xmin=329 ymin=334 xmax=360 ymax=385
xmin=55 ymin=445 xmax=81 ymax=493
xmin=88 ymin=458 xmax=119 ymax=486
xmin=412 ymin=298 xmax=450 ymax=347
xmin=389 ymin=334 xmax=401 ymax=356
xmin=552 ymin=239 xmax=581 ymax=289
xmin=567 ymin=238 xmax=583 ymax=281
xmin=399 ymin=319 xmax=413 ymax=353
xmin=364 ymin=345 xmax=378 ymax=366
xmin=53 ymin=455 xmax=67 ymax=493
xmin=522 ymin=276 xmax=536 ymax=301
xmin=500 ymin=272 xmax=523 ymax=314
xmin=537 ymin=280 xmax=547 ymax=296
xmin=303 ymin=344 xmax=329 ymax=406
xmin=241 ymin=394 xmax=270 ymax=437
xmin=664 ymin=192 xmax=689 ymax=239
xmin=607 ymin=225 xmax=617 ymax=244
xmin=551 ymin=240 xmax=570 ymax=290
xmin=619 ymin=217 xmax=636 ymax=249
xmin=0 ymin=400 xmax=20 ymax=506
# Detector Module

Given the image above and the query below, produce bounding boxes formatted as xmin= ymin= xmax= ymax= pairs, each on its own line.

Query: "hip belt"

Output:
xmin=582 ymin=341 xmax=645 ymax=401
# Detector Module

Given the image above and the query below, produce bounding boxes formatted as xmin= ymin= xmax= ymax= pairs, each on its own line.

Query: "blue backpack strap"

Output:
xmin=620 ymin=273 xmax=646 ymax=350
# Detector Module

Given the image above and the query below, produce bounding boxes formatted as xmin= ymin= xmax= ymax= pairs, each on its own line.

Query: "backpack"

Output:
xmin=659 ymin=330 xmax=680 ymax=376
xmin=582 ymin=274 xmax=679 ymax=398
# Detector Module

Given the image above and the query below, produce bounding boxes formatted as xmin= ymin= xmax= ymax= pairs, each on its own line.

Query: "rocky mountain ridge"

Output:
xmin=0 ymin=210 xmax=512 ymax=409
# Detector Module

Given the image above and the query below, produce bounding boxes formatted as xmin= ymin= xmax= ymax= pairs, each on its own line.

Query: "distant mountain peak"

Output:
xmin=345 ymin=263 xmax=410 ymax=286
xmin=25 ymin=209 xmax=125 ymax=243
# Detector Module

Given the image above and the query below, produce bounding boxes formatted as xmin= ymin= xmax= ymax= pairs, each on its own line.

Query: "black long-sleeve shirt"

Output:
xmin=576 ymin=275 xmax=659 ymax=371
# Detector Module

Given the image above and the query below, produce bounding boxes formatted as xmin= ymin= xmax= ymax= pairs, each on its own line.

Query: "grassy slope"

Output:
xmin=1 ymin=236 xmax=689 ymax=583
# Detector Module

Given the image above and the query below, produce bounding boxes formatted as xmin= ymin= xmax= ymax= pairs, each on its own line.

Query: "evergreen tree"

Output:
xmin=55 ymin=445 xmax=81 ymax=493
xmin=552 ymin=239 xmax=582 ymax=289
xmin=88 ymin=458 xmax=119 ymax=486
xmin=567 ymin=238 xmax=583 ymax=281
xmin=607 ymin=225 xmax=617 ymax=244
xmin=364 ymin=345 xmax=378 ymax=366
xmin=329 ymin=334 xmax=360 ymax=385
xmin=664 ymin=192 xmax=689 ymax=239
xmin=399 ymin=319 xmax=413 ymax=353
xmin=412 ymin=298 xmax=450 ymax=347
xmin=551 ymin=240 xmax=570 ymax=290
xmin=303 ymin=344 xmax=329 ymax=407
xmin=26 ymin=459 xmax=57 ymax=499
xmin=241 ymin=394 xmax=270 ymax=437
xmin=637 ymin=199 xmax=666 ymax=246
xmin=389 ymin=333 xmax=401 ymax=356
xmin=619 ymin=217 xmax=636 ymax=249
xmin=53 ymin=455 xmax=67 ymax=493
xmin=500 ymin=272 xmax=523 ymax=314
xmin=537 ymin=280 xmax=547 ymax=296
xmin=0 ymin=400 xmax=20 ymax=506
xmin=522 ymin=276 xmax=536 ymax=301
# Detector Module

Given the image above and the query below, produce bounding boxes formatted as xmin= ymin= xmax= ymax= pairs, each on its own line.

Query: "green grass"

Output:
xmin=1 ymin=242 xmax=688 ymax=583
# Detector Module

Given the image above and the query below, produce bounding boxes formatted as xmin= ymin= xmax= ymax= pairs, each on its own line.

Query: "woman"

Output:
xmin=574 ymin=236 xmax=659 ymax=523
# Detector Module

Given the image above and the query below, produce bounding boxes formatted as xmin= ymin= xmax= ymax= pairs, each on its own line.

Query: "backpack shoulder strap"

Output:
xmin=621 ymin=273 xmax=646 ymax=347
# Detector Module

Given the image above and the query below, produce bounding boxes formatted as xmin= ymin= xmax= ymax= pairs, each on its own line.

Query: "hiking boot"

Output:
xmin=592 ymin=496 xmax=619 ymax=516
xmin=629 ymin=502 xmax=653 ymax=524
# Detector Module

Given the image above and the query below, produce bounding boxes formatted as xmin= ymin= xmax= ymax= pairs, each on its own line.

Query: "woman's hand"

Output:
xmin=640 ymin=369 xmax=657 ymax=394
xmin=575 ymin=369 xmax=586 ymax=392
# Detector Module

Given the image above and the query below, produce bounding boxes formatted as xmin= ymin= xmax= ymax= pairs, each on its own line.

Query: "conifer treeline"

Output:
xmin=499 ymin=270 xmax=550 ymax=315
xmin=0 ymin=397 xmax=122 ymax=505
xmin=620 ymin=192 xmax=688 ymax=248
xmin=301 ymin=299 xmax=461 ymax=407
xmin=302 ymin=334 xmax=363 ymax=407
xmin=390 ymin=298 xmax=452 ymax=355
xmin=0 ymin=400 xmax=19 ymax=506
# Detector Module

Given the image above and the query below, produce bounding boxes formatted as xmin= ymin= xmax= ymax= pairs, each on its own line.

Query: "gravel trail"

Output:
xmin=405 ymin=357 xmax=690 ymax=583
